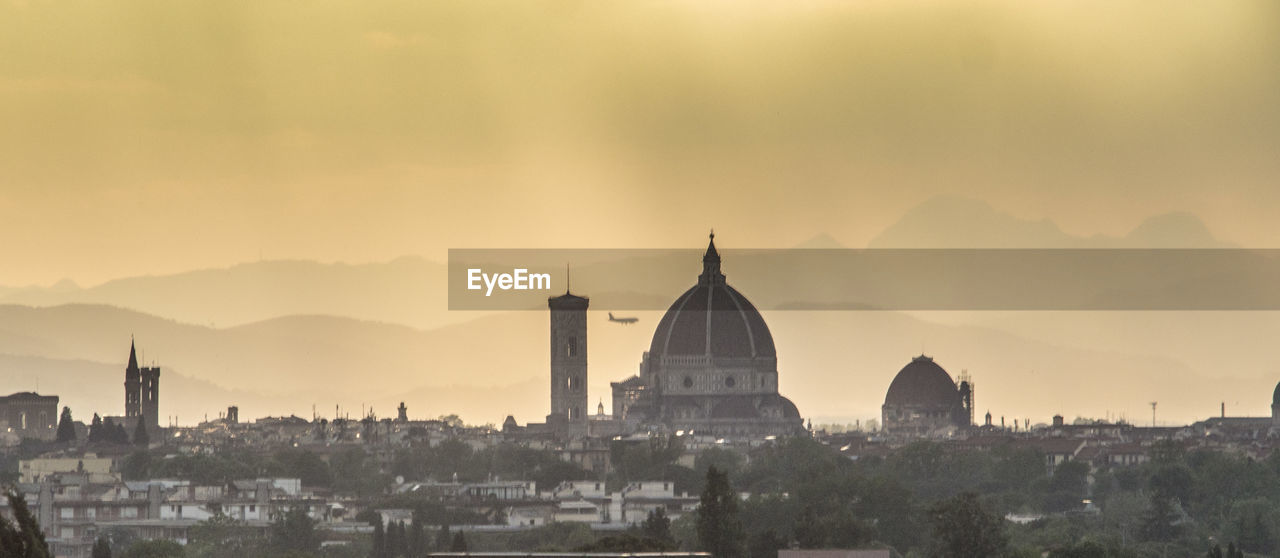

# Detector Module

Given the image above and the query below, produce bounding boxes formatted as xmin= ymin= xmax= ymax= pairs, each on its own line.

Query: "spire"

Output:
xmin=127 ymin=338 xmax=139 ymax=371
xmin=698 ymin=229 xmax=724 ymax=285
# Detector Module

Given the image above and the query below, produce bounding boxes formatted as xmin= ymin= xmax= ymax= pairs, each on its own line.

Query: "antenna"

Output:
xmin=566 ymin=263 xmax=571 ymax=294
xmin=1150 ymin=401 xmax=1157 ymax=427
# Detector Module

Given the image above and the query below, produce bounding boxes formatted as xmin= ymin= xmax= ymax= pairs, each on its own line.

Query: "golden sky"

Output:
xmin=2 ymin=0 xmax=1278 ymax=285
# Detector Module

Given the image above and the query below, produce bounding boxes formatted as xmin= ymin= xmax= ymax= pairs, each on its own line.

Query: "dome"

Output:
xmin=1273 ymin=381 xmax=1280 ymax=407
xmin=648 ymin=234 xmax=775 ymax=359
xmin=884 ymin=355 xmax=961 ymax=408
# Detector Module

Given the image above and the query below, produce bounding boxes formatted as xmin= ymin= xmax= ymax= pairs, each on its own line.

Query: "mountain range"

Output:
xmin=1 ymin=196 xmax=1273 ymax=427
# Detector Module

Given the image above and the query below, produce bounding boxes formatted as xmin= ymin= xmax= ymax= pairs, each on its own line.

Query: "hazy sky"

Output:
xmin=2 ymin=0 xmax=1279 ymax=286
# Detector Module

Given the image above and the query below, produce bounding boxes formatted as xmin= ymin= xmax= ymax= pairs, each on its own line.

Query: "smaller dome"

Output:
xmin=884 ymin=355 xmax=961 ymax=408
xmin=1273 ymin=381 xmax=1280 ymax=407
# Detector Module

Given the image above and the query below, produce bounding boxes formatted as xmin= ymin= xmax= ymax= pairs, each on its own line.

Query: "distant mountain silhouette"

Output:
xmin=868 ymin=196 xmax=1233 ymax=248
xmin=0 ymin=304 xmax=570 ymax=425
xmin=0 ymin=303 xmax=1271 ymax=427
xmin=0 ymin=257 xmax=451 ymax=330
xmin=793 ymin=232 xmax=847 ymax=249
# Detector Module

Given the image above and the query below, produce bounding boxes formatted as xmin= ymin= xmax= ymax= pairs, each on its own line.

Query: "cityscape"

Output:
xmin=4 ymin=1 xmax=1280 ymax=558
xmin=6 ymin=237 xmax=1280 ymax=558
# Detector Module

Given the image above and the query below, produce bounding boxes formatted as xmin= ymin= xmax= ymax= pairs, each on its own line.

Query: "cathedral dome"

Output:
xmin=648 ymin=234 xmax=775 ymax=359
xmin=1273 ymin=381 xmax=1280 ymax=408
xmin=884 ymin=355 xmax=961 ymax=408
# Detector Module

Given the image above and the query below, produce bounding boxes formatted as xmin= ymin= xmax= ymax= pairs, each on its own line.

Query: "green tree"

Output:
xmin=1140 ymin=494 xmax=1181 ymax=542
xmin=187 ymin=513 xmax=257 ymax=558
xmin=434 ymin=525 xmax=451 ymax=552
xmin=270 ymin=449 xmax=332 ymax=488
xmin=927 ymin=492 xmax=1007 ymax=558
xmin=331 ymin=447 xmax=386 ymax=497
xmin=118 ymin=539 xmax=185 ymax=558
xmin=114 ymin=422 xmax=130 ymax=444
xmin=746 ymin=529 xmax=785 ymax=558
xmin=88 ymin=413 xmax=105 ymax=443
xmin=0 ymin=490 xmax=51 ymax=558
xmin=578 ymin=534 xmax=669 ymax=552
xmin=134 ymin=415 xmax=150 ymax=447
xmin=57 ymin=406 xmax=77 ymax=443
xmin=449 ymin=532 xmax=467 ymax=552
xmin=696 ymin=466 xmax=745 ymax=558
xmin=407 ymin=515 xmax=426 ymax=558
xmin=270 ymin=506 xmax=320 ymax=554
xmin=642 ymin=507 xmax=674 ymax=548
xmin=370 ymin=516 xmax=387 ymax=558
xmin=121 ymin=451 xmax=152 ymax=481
xmin=93 ymin=536 xmax=113 ymax=558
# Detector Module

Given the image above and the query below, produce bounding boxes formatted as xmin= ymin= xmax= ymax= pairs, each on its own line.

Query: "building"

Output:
xmin=610 ymin=233 xmax=804 ymax=439
xmin=123 ymin=339 xmax=160 ymax=436
xmin=548 ymin=289 xmax=590 ymax=430
xmin=2 ymin=476 xmax=324 ymax=558
xmin=881 ymin=355 xmax=972 ymax=437
xmin=19 ymin=456 xmax=117 ymax=483
xmin=0 ymin=392 xmax=59 ymax=441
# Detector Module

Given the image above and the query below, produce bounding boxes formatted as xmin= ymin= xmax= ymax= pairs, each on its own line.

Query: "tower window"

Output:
xmin=725 ymin=376 xmax=736 ymax=388
xmin=566 ymin=336 xmax=578 ymax=357
xmin=683 ymin=376 xmax=693 ymax=389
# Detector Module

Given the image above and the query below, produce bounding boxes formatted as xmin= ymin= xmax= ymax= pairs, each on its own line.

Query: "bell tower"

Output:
xmin=549 ymin=285 xmax=589 ymax=423
xmin=125 ymin=340 xmax=141 ymax=419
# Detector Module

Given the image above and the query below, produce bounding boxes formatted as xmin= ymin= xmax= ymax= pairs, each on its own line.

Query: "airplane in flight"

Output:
xmin=608 ymin=312 xmax=639 ymax=324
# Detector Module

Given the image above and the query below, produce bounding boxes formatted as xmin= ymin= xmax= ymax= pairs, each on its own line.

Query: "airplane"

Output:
xmin=608 ymin=312 xmax=639 ymax=324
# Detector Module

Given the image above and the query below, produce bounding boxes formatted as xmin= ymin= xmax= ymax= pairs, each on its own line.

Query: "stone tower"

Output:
xmin=124 ymin=340 xmax=160 ymax=433
xmin=141 ymin=364 xmax=160 ymax=432
xmin=125 ymin=340 xmax=141 ymax=419
xmin=549 ymin=289 xmax=589 ymax=423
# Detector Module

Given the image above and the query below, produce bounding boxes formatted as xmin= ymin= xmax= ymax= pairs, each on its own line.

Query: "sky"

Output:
xmin=1 ymin=0 xmax=1279 ymax=286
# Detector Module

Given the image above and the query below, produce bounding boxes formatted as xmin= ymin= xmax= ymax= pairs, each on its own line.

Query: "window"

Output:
xmin=683 ymin=376 xmax=693 ymax=388
xmin=567 ymin=336 xmax=577 ymax=357
xmin=725 ymin=376 xmax=735 ymax=388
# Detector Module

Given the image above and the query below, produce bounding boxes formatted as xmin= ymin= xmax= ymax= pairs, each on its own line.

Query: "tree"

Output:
xmin=57 ymin=406 xmax=76 ymax=443
xmin=408 ymin=515 xmax=426 ymax=558
xmin=642 ymin=507 xmax=674 ymax=548
xmin=370 ymin=516 xmax=387 ymax=558
xmin=434 ymin=525 xmax=451 ymax=552
xmin=1 ymin=490 xmax=52 ymax=557
xmin=696 ymin=466 xmax=745 ymax=558
xmin=927 ymin=492 xmax=1007 ymax=558
xmin=118 ymin=539 xmax=185 ymax=558
xmin=449 ymin=531 xmax=468 ymax=552
xmin=746 ymin=529 xmax=785 ymax=558
xmin=114 ymin=422 xmax=130 ymax=444
xmin=187 ymin=513 xmax=257 ymax=558
xmin=270 ymin=506 xmax=320 ymax=554
xmin=134 ymin=415 xmax=150 ymax=447
xmin=93 ymin=536 xmax=113 ymax=558
xmin=386 ymin=521 xmax=403 ymax=558
xmin=89 ymin=413 xmax=105 ymax=443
